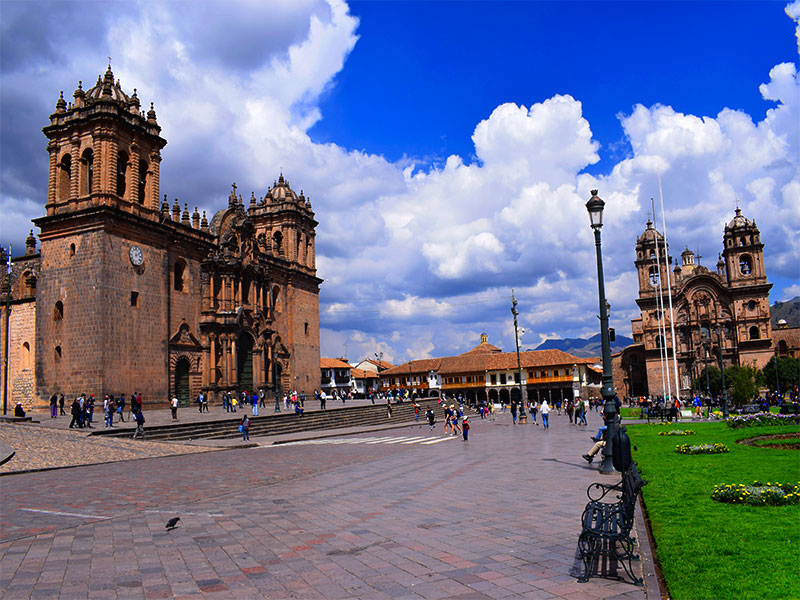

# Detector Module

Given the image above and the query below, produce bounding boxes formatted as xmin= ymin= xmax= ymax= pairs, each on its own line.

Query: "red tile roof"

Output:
xmin=320 ymin=358 xmax=351 ymax=369
xmin=380 ymin=349 xmax=590 ymax=376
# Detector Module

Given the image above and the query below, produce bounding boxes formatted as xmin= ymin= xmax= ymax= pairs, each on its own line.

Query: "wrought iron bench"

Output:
xmin=577 ymin=463 xmax=647 ymax=585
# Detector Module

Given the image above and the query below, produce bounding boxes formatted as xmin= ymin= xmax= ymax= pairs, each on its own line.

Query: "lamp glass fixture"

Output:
xmin=586 ymin=190 xmax=604 ymax=229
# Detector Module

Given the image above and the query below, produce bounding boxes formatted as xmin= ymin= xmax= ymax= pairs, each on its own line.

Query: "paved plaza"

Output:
xmin=0 ymin=411 xmax=656 ymax=599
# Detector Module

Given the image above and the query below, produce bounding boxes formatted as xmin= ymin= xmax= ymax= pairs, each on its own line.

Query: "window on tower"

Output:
xmin=57 ymin=153 xmax=71 ymax=200
xmin=81 ymin=149 xmax=93 ymax=196
xmin=138 ymin=160 xmax=148 ymax=204
xmin=117 ymin=151 xmax=128 ymax=197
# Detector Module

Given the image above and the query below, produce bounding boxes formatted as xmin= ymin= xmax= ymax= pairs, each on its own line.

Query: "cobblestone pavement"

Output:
xmin=0 ymin=424 xmax=215 ymax=474
xmin=0 ymin=412 xmax=650 ymax=599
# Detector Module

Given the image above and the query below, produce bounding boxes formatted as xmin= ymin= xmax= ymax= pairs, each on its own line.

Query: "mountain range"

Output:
xmin=532 ymin=332 xmax=634 ymax=358
xmin=771 ymin=296 xmax=800 ymax=328
xmin=534 ymin=296 xmax=799 ymax=358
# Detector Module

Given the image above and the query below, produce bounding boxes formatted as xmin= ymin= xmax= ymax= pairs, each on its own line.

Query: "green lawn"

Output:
xmin=627 ymin=421 xmax=800 ymax=600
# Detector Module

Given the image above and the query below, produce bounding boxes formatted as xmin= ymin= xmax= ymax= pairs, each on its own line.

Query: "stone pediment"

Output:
xmin=169 ymin=322 xmax=202 ymax=349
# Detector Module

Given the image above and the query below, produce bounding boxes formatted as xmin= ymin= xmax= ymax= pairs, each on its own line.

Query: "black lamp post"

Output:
xmin=2 ymin=245 xmax=11 ymax=416
xmin=702 ymin=336 xmax=711 ymax=402
xmin=716 ymin=324 xmax=729 ymax=418
xmin=774 ymin=347 xmax=781 ymax=402
xmin=511 ymin=290 xmax=527 ymax=423
xmin=586 ymin=190 xmax=617 ymax=474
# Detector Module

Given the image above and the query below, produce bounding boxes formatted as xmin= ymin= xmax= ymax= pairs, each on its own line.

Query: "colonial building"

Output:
xmin=379 ymin=334 xmax=598 ymax=404
xmin=319 ymin=358 xmax=351 ymax=395
xmin=630 ymin=208 xmax=774 ymax=397
xmin=0 ymin=67 xmax=321 ymax=409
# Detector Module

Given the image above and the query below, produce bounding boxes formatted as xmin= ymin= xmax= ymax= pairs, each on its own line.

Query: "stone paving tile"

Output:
xmin=0 ymin=411 xmax=650 ymax=598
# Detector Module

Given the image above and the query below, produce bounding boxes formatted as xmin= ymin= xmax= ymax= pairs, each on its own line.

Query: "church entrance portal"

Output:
xmin=174 ymin=357 xmax=190 ymax=405
xmin=237 ymin=333 xmax=254 ymax=392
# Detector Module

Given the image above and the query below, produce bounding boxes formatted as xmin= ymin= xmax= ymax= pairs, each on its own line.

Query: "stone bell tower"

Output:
xmin=33 ymin=66 xmax=174 ymax=402
xmin=42 ymin=65 xmax=166 ymax=217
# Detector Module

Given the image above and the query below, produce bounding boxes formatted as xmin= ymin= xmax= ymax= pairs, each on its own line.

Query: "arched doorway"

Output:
xmin=466 ymin=390 xmax=475 ymax=404
xmin=499 ymin=388 xmax=510 ymax=405
xmin=488 ymin=389 xmax=498 ymax=403
xmin=510 ymin=387 xmax=521 ymax=403
xmin=237 ymin=333 xmax=254 ymax=392
xmin=477 ymin=389 xmax=487 ymax=404
xmin=175 ymin=357 xmax=190 ymax=406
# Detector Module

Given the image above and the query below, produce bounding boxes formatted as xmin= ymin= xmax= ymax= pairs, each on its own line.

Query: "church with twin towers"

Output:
xmin=1 ymin=66 xmax=321 ymax=409
xmin=616 ymin=208 xmax=777 ymax=399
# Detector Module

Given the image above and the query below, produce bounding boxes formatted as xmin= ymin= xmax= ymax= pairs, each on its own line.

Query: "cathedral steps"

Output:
xmin=89 ymin=398 xmax=446 ymax=442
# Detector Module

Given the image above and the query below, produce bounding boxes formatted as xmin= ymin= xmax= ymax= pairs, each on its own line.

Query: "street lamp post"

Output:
xmin=2 ymin=245 xmax=11 ymax=416
xmin=511 ymin=290 xmax=527 ymax=423
xmin=586 ymin=191 xmax=617 ymax=474
xmin=716 ymin=325 xmax=729 ymax=418
xmin=703 ymin=339 xmax=711 ymax=401
xmin=774 ymin=347 xmax=781 ymax=402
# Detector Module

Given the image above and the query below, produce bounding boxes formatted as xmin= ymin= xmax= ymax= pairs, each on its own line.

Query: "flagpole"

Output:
xmin=651 ymin=199 xmax=670 ymax=399
xmin=658 ymin=173 xmax=681 ymax=405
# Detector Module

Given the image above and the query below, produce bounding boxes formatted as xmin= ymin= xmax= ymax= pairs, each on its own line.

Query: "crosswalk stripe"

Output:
xmin=274 ymin=435 xmax=459 ymax=447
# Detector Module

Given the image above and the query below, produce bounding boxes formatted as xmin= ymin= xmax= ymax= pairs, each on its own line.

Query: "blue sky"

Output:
xmin=1 ymin=0 xmax=798 ymax=363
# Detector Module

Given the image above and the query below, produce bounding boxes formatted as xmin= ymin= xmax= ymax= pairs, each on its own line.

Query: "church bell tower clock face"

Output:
xmin=129 ymin=245 xmax=144 ymax=266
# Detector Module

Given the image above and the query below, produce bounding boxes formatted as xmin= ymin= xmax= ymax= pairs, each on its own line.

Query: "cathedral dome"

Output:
xmin=267 ymin=173 xmax=299 ymax=203
xmin=84 ymin=66 xmax=130 ymax=104
xmin=725 ymin=207 xmax=754 ymax=231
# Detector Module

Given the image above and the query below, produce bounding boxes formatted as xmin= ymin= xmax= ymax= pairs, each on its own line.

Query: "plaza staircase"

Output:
xmin=89 ymin=398 xmax=443 ymax=443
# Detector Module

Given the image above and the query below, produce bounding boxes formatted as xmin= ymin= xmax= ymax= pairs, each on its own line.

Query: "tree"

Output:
xmin=693 ymin=366 xmax=722 ymax=397
xmin=725 ymin=365 xmax=760 ymax=405
xmin=761 ymin=356 xmax=800 ymax=396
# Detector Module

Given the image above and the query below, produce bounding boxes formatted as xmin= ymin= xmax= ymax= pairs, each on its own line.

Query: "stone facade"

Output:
xmin=630 ymin=208 xmax=774 ymax=398
xmin=0 ymin=67 xmax=321 ymax=409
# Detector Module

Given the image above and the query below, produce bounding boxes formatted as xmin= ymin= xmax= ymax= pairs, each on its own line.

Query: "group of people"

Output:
xmin=424 ymin=403 xmax=470 ymax=440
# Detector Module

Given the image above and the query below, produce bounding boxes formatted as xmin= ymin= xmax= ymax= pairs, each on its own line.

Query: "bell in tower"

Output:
xmin=721 ymin=207 xmax=767 ymax=288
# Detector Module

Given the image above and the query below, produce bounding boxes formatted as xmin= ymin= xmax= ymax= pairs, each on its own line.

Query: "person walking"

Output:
xmin=241 ymin=415 xmax=250 ymax=441
xmin=387 ymin=400 xmax=393 ymax=418
xmin=540 ymin=399 xmax=551 ymax=430
xmin=69 ymin=397 xmax=81 ymax=428
xmin=117 ymin=394 xmax=126 ymax=422
xmin=413 ymin=402 xmax=420 ymax=422
xmin=462 ymin=416 xmax=470 ymax=441
xmin=251 ymin=392 xmax=259 ymax=416
xmin=171 ymin=396 xmax=179 ymax=421
xmin=565 ymin=397 xmax=574 ymax=424
xmin=58 ymin=393 xmax=65 ymax=416
xmin=577 ymin=397 xmax=587 ymax=426
xmin=426 ymin=407 xmax=436 ymax=430
xmin=49 ymin=393 xmax=58 ymax=418
xmin=510 ymin=400 xmax=518 ymax=425
xmin=104 ymin=396 xmax=114 ymax=428
xmin=133 ymin=409 xmax=145 ymax=439
xmin=530 ymin=399 xmax=539 ymax=425
xmin=451 ymin=408 xmax=462 ymax=436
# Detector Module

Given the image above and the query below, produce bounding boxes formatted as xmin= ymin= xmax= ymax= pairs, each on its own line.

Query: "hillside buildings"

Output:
xmin=1 ymin=67 xmax=321 ymax=409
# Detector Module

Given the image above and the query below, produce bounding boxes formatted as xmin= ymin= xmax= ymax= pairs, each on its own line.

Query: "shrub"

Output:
xmin=712 ymin=481 xmax=800 ymax=506
xmin=725 ymin=413 xmax=800 ymax=429
xmin=675 ymin=443 xmax=729 ymax=455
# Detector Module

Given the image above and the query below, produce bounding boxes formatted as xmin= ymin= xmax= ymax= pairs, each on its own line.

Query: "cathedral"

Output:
xmin=1 ymin=67 xmax=322 ymax=409
xmin=621 ymin=208 xmax=775 ymax=398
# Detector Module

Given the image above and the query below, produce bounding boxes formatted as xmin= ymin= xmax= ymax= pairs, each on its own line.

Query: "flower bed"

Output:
xmin=712 ymin=481 xmax=800 ymax=506
xmin=658 ymin=429 xmax=695 ymax=436
xmin=675 ymin=443 xmax=729 ymax=455
xmin=725 ymin=413 xmax=800 ymax=429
